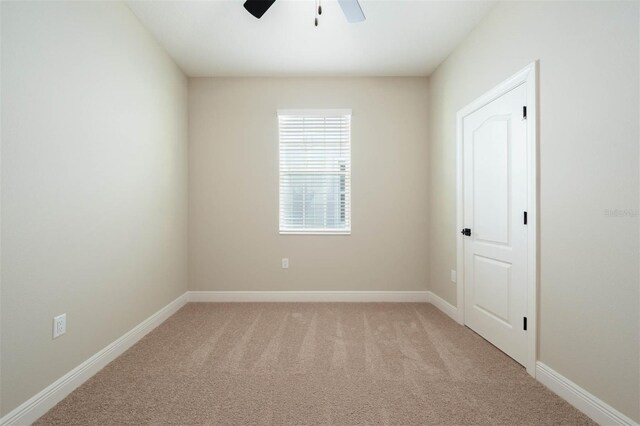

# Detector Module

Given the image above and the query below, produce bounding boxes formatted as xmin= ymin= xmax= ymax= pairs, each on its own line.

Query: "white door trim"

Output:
xmin=456 ymin=61 xmax=538 ymax=376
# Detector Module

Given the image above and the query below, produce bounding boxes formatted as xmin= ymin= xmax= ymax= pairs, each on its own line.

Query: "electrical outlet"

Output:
xmin=450 ymin=270 xmax=457 ymax=283
xmin=53 ymin=314 xmax=66 ymax=339
xmin=281 ymin=258 xmax=289 ymax=269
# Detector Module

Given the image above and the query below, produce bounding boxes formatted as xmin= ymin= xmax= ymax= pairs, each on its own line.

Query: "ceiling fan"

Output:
xmin=243 ymin=0 xmax=365 ymax=26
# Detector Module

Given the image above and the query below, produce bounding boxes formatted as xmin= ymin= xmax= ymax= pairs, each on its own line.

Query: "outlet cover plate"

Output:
xmin=53 ymin=314 xmax=66 ymax=339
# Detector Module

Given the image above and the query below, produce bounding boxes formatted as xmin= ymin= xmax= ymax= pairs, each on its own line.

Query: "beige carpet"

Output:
xmin=36 ymin=303 xmax=594 ymax=425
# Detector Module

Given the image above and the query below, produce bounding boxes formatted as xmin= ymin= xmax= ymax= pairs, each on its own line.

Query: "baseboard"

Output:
xmin=536 ymin=362 xmax=638 ymax=426
xmin=0 ymin=292 xmax=189 ymax=426
xmin=188 ymin=290 xmax=429 ymax=303
xmin=425 ymin=291 xmax=459 ymax=322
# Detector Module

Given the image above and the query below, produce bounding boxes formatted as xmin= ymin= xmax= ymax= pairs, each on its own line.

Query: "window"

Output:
xmin=278 ymin=109 xmax=351 ymax=234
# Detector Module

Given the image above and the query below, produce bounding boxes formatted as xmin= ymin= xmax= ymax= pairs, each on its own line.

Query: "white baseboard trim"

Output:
xmin=425 ymin=291 xmax=460 ymax=322
xmin=188 ymin=290 xmax=429 ymax=303
xmin=536 ymin=362 xmax=638 ymax=426
xmin=0 ymin=292 xmax=189 ymax=426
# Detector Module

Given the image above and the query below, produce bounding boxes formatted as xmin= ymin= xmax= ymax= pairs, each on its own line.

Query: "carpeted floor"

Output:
xmin=36 ymin=303 xmax=594 ymax=425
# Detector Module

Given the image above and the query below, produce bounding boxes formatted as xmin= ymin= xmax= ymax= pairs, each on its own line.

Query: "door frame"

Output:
xmin=455 ymin=61 xmax=538 ymax=376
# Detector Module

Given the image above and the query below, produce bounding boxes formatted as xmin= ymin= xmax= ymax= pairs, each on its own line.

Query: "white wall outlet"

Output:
xmin=53 ymin=313 xmax=66 ymax=339
xmin=281 ymin=258 xmax=289 ymax=269
xmin=450 ymin=270 xmax=457 ymax=283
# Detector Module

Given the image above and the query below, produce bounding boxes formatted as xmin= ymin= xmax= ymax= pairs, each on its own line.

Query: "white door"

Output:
xmin=462 ymin=83 xmax=528 ymax=366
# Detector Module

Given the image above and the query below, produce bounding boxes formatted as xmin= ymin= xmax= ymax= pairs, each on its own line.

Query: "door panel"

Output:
xmin=473 ymin=117 xmax=510 ymax=245
xmin=473 ymin=255 xmax=511 ymax=325
xmin=463 ymin=83 xmax=528 ymax=366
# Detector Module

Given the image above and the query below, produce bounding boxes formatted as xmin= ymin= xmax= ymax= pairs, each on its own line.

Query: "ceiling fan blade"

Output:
xmin=337 ymin=0 xmax=365 ymax=23
xmin=243 ymin=0 xmax=276 ymax=19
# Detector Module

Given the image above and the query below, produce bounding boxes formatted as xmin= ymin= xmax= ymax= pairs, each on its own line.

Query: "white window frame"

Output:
xmin=278 ymin=109 xmax=352 ymax=235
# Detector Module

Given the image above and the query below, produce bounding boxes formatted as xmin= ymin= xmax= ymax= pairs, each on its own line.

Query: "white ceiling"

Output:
xmin=127 ymin=0 xmax=497 ymax=77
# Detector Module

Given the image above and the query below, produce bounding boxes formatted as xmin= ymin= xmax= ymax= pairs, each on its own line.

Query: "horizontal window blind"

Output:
xmin=278 ymin=109 xmax=351 ymax=234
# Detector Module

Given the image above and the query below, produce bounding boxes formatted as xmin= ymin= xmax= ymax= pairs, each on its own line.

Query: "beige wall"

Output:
xmin=0 ymin=1 xmax=188 ymax=415
xmin=427 ymin=1 xmax=639 ymax=421
xmin=189 ymin=78 xmax=429 ymax=292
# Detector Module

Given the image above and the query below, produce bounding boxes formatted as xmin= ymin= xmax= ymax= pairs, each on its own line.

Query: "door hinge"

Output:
xmin=523 ymin=317 xmax=528 ymax=331
xmin=523 ymin=106 xmax=527 ymax=119
xmin=524 ymin=211 xmax=528 ymax=225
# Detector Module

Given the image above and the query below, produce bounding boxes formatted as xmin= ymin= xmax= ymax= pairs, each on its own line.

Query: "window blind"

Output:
xmin=278 ymin=109 xmax=351 ymax=234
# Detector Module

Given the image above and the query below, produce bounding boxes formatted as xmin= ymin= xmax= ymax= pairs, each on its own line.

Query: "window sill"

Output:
xmin=279 ymin=230 xmax=351 ymax=236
